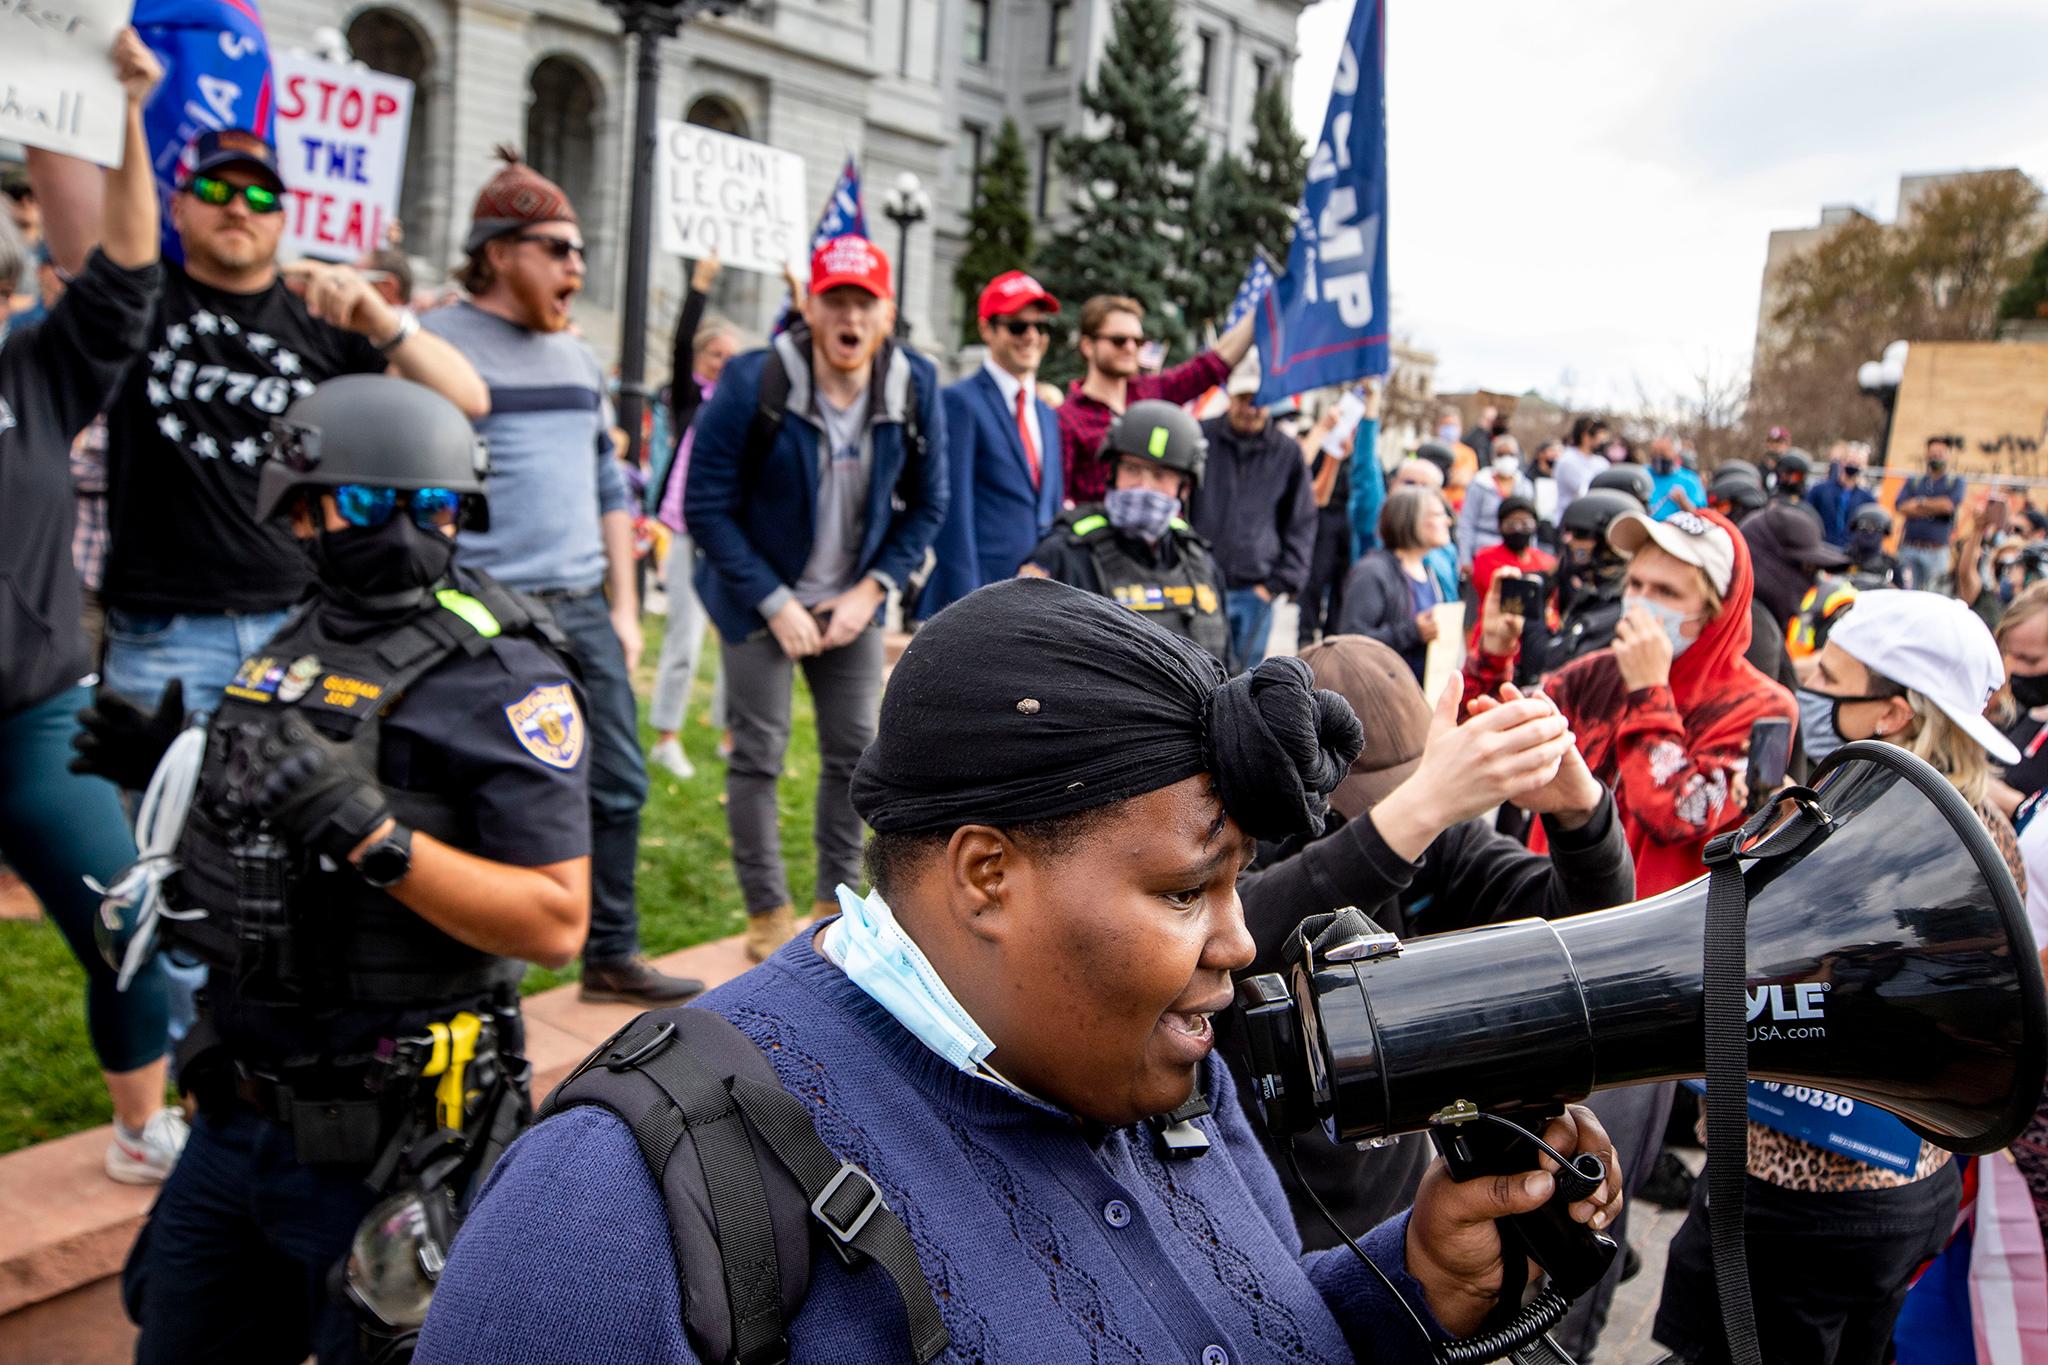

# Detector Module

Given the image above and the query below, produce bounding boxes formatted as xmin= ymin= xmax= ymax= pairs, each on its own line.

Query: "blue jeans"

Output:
xmin=1225 ymin=588 xmax=1276 ymax=671
xmin=124 ymin=1107 xmax=379 ymax=1364
xmin=0 ymin=686 xmax=167 ymax=1073
xmin=534 ymin=588 xmax=647 ymax=962
xmin=1897 ymin=543 xmax=1949 ymax=594
xmin=102 ymin=606 xmax=294 ymax=1046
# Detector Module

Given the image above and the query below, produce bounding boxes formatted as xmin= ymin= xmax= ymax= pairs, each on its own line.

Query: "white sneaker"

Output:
xmin=650 ymin=737 xmax=695 ymax=779
xmin=105 ymin=1107 xmax=189 ymax=1185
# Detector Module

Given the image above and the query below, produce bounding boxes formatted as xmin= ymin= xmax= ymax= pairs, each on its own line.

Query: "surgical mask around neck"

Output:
xmin=1624 ymin=594 xmax=1701 ymax=658
xmin=819 ymin=885 xmax=998 ymax=1076
xmin=1104 ymin=486 xmax=1180 ymax=544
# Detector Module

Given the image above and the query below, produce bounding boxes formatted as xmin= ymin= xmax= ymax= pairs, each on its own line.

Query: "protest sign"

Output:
xmin=1 ymin=0 xmax=131 ymax=166
xmin=271 ymin=50 xmax=412 ymax=261
xmin=655 ymin=119 xmax=807 ymax=276
xmin=1422 ymin=601 xmax=1465 ymax=706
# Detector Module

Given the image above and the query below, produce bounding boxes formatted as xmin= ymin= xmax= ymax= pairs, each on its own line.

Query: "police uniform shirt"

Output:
xmin=208 ymin=614 xmax=591 ymax=1061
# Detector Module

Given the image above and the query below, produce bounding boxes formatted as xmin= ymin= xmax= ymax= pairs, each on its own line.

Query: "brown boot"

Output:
xmin=745 ymin=904 xmax=796 ymax=962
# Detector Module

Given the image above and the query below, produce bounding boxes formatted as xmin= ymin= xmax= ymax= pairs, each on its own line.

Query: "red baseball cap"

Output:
xmin=809 ymin=235 xmax=893 ymax=299
xmin=978 ymin=270 xmax=1060 ymax=322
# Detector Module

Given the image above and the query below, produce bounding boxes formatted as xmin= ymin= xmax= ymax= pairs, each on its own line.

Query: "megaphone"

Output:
xmin=1237 ymin=739 xmax=2048 ymax=1157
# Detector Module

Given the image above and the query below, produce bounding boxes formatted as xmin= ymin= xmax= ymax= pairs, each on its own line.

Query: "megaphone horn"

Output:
xmin=1241 ymin=740 xmax=2048 ymax=1155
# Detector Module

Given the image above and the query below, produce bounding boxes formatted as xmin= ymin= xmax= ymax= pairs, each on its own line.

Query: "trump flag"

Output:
xmin=1255 ymin=0 xmax=1388 ymax=405
xmin=133 ymin=0 xmax=276 ymax=262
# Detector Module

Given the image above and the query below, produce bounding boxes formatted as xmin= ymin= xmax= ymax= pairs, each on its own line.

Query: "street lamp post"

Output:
xmin=1857 ymin=339 xmax=1910 ymax=469
xmin=881 ymin=171 xmax=931 ymax=341
xmin=601 ymin=0 xmax=738 ymax=468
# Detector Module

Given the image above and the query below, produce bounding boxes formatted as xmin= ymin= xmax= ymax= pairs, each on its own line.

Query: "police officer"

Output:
xmin=1788 ymin=506 xmax=1901 ymax=663
xmin=1023 ymin=399 xmax=1230 ymax=664
xmin=73 ymin=375 xmax=592 ymax=1364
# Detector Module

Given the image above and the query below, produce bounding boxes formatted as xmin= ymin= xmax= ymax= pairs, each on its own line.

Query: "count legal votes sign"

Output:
xmin=1 ymin=0 xmax=130 ymax=166
xmin=655 ymin=120 xmax=808 ymax=276
xmin=271 ymin=51 xmax=413 ymax=262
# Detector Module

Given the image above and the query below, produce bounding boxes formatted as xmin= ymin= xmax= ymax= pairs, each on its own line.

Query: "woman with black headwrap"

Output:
xmin=420 ymin=576 xmax=1623 ymax=1363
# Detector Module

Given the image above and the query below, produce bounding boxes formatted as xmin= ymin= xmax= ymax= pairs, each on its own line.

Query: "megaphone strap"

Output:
xmin=1702 ymin=791 xmax=1828 ymax=1365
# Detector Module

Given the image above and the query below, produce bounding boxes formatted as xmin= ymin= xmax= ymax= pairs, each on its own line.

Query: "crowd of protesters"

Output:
xmin=6 ymin=32 xmax=2048 ymax=1365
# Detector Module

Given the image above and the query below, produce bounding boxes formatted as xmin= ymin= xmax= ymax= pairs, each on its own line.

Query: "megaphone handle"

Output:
xmin=1431 ymin=1116 xmax=1619 ymax=1303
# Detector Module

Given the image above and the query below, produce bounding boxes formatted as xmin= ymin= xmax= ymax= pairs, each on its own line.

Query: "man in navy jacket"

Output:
xmin=685 ymin=234 xmax=946 ymax=959
xmin=920 ymin=270 xmax=1063 ymax=617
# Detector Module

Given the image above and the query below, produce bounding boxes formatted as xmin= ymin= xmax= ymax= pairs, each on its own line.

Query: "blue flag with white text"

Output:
xmin=775 ymin=154 xmax=867 ymax=334
xmin=1254 ymin=0 xmax=1388 ymax=405
xmin=133 ymin=0 xmax=276 ymax=264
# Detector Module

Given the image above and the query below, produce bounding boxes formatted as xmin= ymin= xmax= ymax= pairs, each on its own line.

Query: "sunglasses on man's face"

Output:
xmin=995 ymin=318 xmax=1054 ymax=338
xmin=333 ymin=485 xmax=464 ymax=531
xmin=1092 ymin=333 xmax=1145 ymax=349
xmin=516 ymin=234 xmax=587 ymax=263
xmin=188 ymin=175 xmax=283 ymax=214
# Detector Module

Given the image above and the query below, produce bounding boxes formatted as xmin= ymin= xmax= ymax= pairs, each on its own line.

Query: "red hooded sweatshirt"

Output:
xmin=1537 ymin=508 xmax=1796 ymax=896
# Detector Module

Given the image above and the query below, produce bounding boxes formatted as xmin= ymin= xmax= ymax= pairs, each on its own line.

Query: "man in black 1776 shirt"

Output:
xmin=40 ymin=128 xmax=487 ymax=725
xmin=39 ymin=127 xmax=486 ymax=1042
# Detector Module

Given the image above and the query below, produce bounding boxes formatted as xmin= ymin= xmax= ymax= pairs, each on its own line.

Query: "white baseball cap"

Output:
xmin=1607 ymin=509 xmax=1735 ymax=598
xmin=1827 ymin=589 xmax=2022 ymax=765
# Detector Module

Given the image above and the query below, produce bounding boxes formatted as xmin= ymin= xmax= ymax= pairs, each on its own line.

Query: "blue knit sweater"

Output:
xmin=416 ymin=937 xmax=1448 ymax=1363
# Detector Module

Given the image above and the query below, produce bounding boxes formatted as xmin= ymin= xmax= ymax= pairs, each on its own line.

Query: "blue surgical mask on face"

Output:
xmin=1796 ymin=686 xmax=1850 ymax=761
xmin=819 ymin=885 xmax=996 ymax=1073
xmin=1104 ymin=487 xmax=1180 ymax=544
xmin=1624 ymin=594 xmax=1699 ymax=658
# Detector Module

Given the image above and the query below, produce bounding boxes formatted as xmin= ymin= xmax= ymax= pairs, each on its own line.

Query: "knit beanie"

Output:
xmin=463 ymin=146 xmax=577 ymax=256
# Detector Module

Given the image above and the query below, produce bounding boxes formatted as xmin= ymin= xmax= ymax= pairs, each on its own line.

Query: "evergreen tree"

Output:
xmin=1184 ymin=80 xmax=1306 ymax=335
xmin=952 ymin=118 xmax=1036 ymax=346
xmin=1998 ymin=234 xmax=2048 ymax=325
xmin=1037 ymin=0 xmax=1206 ymax=365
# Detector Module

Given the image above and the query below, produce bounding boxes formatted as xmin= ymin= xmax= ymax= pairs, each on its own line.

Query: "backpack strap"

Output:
xmin=745 ymin=340 xmax=795 ymax=484
xmin=540 ymin=1007 xmax=948 ymax=1365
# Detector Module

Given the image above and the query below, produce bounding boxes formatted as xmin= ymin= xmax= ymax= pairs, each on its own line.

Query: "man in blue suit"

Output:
xmin=685 ymin=234 xmax=947 ymax=960
xmin=921 ymin=270 xmax=1064 ymax=618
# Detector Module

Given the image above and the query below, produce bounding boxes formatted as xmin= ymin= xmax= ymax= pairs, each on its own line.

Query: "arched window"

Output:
xmin=346 ymin=9 xmax=432 ymax=238
xmin=684 ymin=95 xmax=748 ymax=139
xmin=526 ymin=56 xmax=600 ymax=221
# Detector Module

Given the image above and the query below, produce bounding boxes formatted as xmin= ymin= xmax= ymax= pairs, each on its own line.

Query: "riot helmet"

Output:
xmin=1849 ymin=502 xmax=1893 ymax=537
xmin=1103 ymin=399 xmax=1208 ymax=493
xmin=256 ymin=375 xmax=491 ymax=530
xmin=1588 ymin=463 xmax=1654 ymax=506
xmin=1710 ymin=459 xmax=1763 ymax=491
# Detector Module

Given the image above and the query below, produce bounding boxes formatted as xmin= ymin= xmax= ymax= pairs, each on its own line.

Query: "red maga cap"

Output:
xmin=809 ymin=235 xmax=892 ymax=299
xmin=977 ymin=269 xmax=1059 ymax=322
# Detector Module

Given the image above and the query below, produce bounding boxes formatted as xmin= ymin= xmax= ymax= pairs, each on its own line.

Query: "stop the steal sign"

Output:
xmin=272 ymin=51 xmax=413 ymax=262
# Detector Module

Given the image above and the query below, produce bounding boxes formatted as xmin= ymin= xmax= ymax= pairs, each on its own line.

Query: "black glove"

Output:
xmin=72 ymin=680 xmax=186 ymax=790
xmin=252 ymin=717 xmax=393 ymax=866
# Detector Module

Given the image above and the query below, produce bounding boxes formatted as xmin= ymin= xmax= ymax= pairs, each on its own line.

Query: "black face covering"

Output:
xmin=1502 ymin=528 xmax=1534 ymax=555
xmin=2012 ymin=671 xmax=2048 ymax=710
xmin=307 ymin=516 xmax=455 ymax=605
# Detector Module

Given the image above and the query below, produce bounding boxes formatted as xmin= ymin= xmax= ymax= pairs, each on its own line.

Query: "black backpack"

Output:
xmin=540 ymin=1007 xmax=949 ymax=1365
xmin=743 ymin=321 xmax=930 ymax=482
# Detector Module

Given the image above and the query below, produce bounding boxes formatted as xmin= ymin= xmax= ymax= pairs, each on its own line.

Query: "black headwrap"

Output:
xmin=850 ymin=578 xmax=1363 ymax=841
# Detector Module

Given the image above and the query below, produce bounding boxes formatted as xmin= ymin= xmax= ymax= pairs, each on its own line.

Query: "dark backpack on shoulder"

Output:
xmin=741 ymin=321 xmax=930 ymax=482
xmin=539 ymin=1007 xmax=948 ymax=1365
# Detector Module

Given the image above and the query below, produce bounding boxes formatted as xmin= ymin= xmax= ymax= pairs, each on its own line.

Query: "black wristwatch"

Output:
xmin=354 ymin=823 xmax=414 ymax=888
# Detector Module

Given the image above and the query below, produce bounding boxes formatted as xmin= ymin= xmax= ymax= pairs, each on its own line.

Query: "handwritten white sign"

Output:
xmin=0 ymin=0 xmax=131 ymax=166
xmin=272 ymin=51 xmax=413 ymax=262
xmin=655 ymin=120 xmax=807 ymax=276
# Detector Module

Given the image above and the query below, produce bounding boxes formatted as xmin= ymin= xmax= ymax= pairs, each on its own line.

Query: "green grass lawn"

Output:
xmin=0 ymin=613 xmax=820 ymax=1155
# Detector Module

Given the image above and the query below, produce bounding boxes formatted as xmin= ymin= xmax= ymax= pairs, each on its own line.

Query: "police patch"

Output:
xmin=504 ymin=683 xmax=585 ymax=769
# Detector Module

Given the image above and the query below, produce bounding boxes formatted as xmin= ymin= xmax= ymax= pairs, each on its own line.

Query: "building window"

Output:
xmin=959 ymin=122 xmax=986 ymax=208
xmin=1253 ymin=55 xmax=1272 ymax=97
xmin=964 ymin=0 xmax=990 ymax=64
xmin=1036 ymin=127 xmax=1059 ymax=220
xmin=1048 ymin=0 xmax=1073 ymax=67
xmin=346 ymin=10 xmax=433 ymax=244
xmin=527 ymin=57 xmax=599 ymax=229
xmin=1196 ymin=30 xmax=1215 ymax=97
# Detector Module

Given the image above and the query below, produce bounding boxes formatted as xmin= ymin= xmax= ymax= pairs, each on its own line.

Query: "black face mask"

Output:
xmin=2012 ymin=671 xmax=2048 ymax=710
xmin=1502 ymin=528 xmax=1535 ymax=555
xmin=307 ymin=515 xmax=455 ymax=605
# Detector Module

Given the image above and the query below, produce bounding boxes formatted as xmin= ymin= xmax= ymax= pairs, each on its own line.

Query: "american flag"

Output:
xmin=1224 ymin=249 xmax=1279 ymax=330
xmin=811 ymin=155 xmax=868 ymax=251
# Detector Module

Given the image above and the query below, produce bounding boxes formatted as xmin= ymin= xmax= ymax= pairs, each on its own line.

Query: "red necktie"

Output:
xmin=1015 ymin=388 xmax=1042 ymax=490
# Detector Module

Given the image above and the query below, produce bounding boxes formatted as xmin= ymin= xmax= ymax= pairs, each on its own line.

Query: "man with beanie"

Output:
xmin=417 ymin=577 xmax=1623 ymax=1363
xmin=1189 ymin=358 xmax=1317 ymax=668
xmin=424 ymin=149 xmax=697 ymax=1005
xmin=687 ymin=233 xmax=946 ymax=961
xmin=920 ymin=269 xmax=1063 ymax=618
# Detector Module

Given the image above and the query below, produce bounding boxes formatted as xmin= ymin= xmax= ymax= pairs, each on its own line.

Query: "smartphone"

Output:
xmin=1746 ymin=717 xmax=1794 ymax=811
xmin=1499 ymin=576 xmax=1544 ymax=619
xmin=1984 ymin=497 xmax=2010 ymax=536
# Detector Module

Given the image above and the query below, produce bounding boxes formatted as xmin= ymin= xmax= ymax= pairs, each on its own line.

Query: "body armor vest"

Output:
xmin=170 ymin=570 xmax=568 ymax=1008
xmin=1068 ymin=512 xmax=1231 ymax=662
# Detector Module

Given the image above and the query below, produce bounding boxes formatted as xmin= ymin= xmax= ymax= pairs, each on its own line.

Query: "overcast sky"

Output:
xmin=1288 ymin=0 xmax=2048 ymax=410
